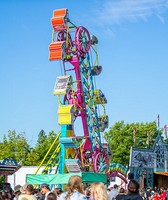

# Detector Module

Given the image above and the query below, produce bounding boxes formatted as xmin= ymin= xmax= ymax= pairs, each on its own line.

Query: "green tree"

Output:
xmin=25 ymin=130 xmax=58 ymax=166
xmin=24 ymin=150 xmax=40 ymax=166
xmin=104 ymin=121 xmax=162 ymax=166
xmin=0 ymin=129 xmax=59 ymax=166
xmin=37 ymin=129 xmax=47 ymax=145
xmin=34 ymin=130 xmax=48 ymax=163
xmin=0 ymin=130 xmax=31 ymax=164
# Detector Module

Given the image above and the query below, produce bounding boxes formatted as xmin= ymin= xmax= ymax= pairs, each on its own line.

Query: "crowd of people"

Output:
xmin=0 ymin=175 xmax=167 ymax=200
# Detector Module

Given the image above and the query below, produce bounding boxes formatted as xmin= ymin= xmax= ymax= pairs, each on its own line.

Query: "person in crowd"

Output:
xmin=108 ymin=184 xmax=118 ymax=200
xmin=84 ymin=185 xmax=91 ymax=200
xmin=18 ymin=184 xmax=36 ymax=200
xmin=41 ymin=184 xmax=51 ymax=200
xmin=20 ymin=185 xmax=28 ymax=195
xmin=13 ymin=185 xmax=22 ymax=200
xmin=33 ymin=189 xmax=40 ymax=200
xmin=2 ymin=183 xmax=13 ymax=200
xmin=36 ymin=187 xmax=44 ymax=200
xmin=160 ymin=188 xmax=167 ymax=200
xmin=90 ymin=182 xmax=109 ymax=200
xmin=1 ymin=192 xmax=12 ymax=200
xmin=121 ymin=179 xmax=143 ymax=200
xmin=139 ymin=188 xmax=146 ymax=200
xmin=151 ymin=191 xmax=160 ymax=200
xmin=144 ymin=187 xmax=152 ymax=200
xmin=53 ymin=188 xmax=63 ymax=200
xmin=154 ymin=187 xmax=159 ymax=193
xmin=47 ymin=193 xmax=57 ymax=200
xmin=59 ymin=175 xmax=87 ymax=200
xmin=38 ymin=190 xmax=45 ymax=200
xmin=116 ymin=188 xmax=126 ymax=200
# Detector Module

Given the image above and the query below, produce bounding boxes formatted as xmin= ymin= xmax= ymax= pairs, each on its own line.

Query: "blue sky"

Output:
xmin=0 ymin=0 xmax=168 ymax=146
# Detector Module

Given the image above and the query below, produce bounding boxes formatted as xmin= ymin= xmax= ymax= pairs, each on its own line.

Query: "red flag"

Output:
xmin=164 ymin=124 xmax=167 ymax=138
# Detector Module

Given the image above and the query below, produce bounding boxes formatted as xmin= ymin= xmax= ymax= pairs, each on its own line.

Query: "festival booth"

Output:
xmin=0 ymin=158 xmax=21 ymax=192
xmin=129 ymin=134 xmax=168 ymax=188
xmin=0 ymin=158 xmax=21 ymax=177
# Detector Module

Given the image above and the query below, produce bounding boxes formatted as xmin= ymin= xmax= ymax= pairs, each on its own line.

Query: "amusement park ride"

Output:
xmin=49 ymin=7 xmax=111 ymax=174
xmin=28 ymin=8 xmax=127 ymax=185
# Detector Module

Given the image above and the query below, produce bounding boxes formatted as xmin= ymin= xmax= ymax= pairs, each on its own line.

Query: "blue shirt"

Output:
xmin=59 ymin=191 xmax=87 ymax=200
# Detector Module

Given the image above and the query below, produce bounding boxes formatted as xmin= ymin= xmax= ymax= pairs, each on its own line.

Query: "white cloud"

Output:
xmin=94 ymin=0 xmax=168 ymax=24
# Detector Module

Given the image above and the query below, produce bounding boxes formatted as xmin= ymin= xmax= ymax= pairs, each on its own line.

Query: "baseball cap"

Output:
xmin=14 ymin=185 xmax=22 ymax=193
xmin=41 ymin=183 xmax=50 ymax=189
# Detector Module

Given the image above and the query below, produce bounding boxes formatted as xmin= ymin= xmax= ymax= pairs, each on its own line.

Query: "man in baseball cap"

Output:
xmin=41 ymin=184 xmax=51 ymax=200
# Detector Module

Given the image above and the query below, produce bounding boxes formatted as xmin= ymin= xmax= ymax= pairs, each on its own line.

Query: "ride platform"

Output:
xmin=26 ymin=172 xmax=107 ymax=185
